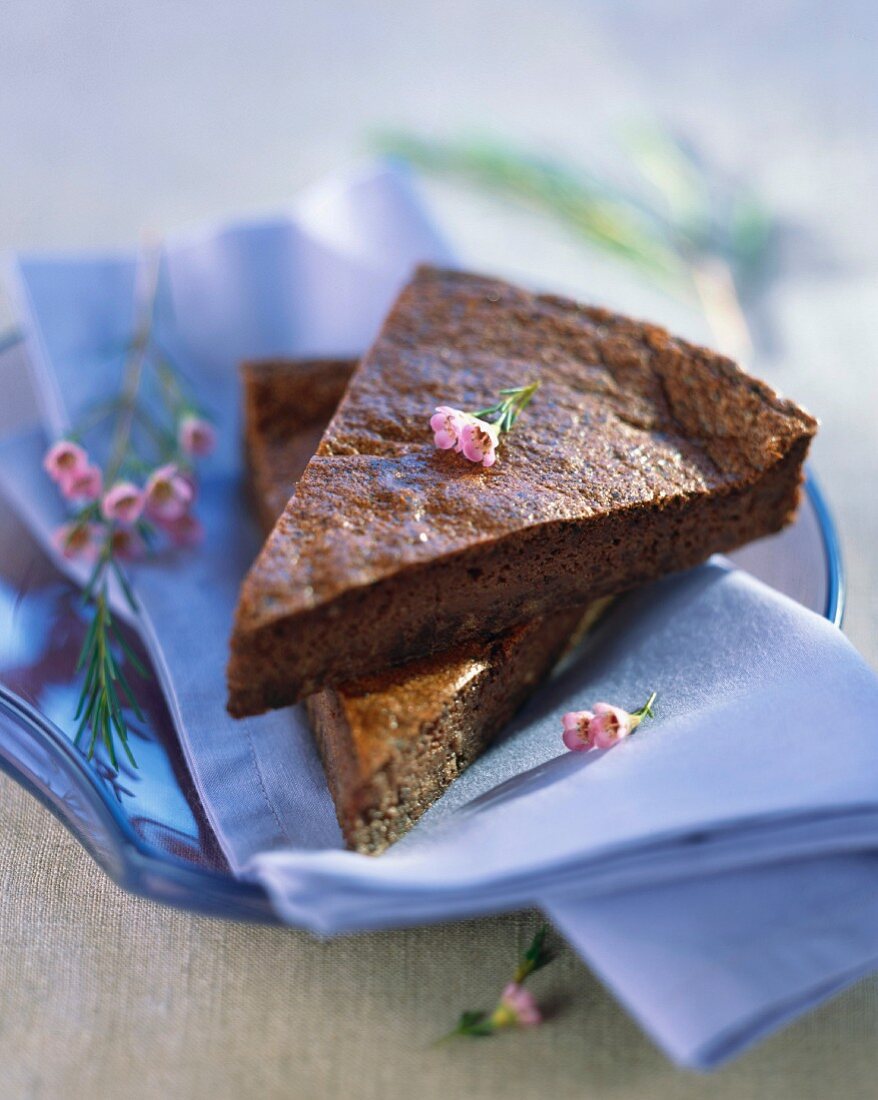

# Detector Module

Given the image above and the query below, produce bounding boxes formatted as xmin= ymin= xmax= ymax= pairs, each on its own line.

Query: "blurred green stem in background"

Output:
xmin=377 ymin=128 xmax=773 ymax=364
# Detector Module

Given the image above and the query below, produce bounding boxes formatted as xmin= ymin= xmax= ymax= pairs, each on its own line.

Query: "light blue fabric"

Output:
xmin=546 ymin=855 xmax=878 ymax=1069
xmin=2 ymin=161 xmax=878 ymax=1070
xmin=251 ymin=565 xmax=878 ymax=927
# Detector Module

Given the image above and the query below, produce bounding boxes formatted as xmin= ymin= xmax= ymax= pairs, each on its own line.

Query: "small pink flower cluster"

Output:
xmin=561 ymin=692 xmax=657 ymax=752
xmin=562 ymin=704 xmax=636 ymax=750
xmin=430 ymin=406 xmax=501 ymax=468
xmin=46 ymin=415 xmax=214 ymax=563
xmin=444 ymin=922 xmax=550 ymax=1041
xmin=429 ymin=382 xmax=539 ymax=469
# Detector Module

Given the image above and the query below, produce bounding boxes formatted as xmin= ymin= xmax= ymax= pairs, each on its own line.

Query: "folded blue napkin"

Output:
xmin=2 ymin=161 xmax=878 ymax=1070
xmin=547 ymin=855 xmax=878 ymax=1068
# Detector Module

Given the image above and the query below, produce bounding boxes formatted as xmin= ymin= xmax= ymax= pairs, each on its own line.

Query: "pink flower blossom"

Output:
xmin=43 ymin=440 xmax=88 ymax=485
xmin=179 ymin=415 xmax=216 ymax=457
xmin=159 ymin=512 xmax=203 ymax=548
xmin=430 ymin=406 xmax=468 ymax=451
xmin=144 ymin=463 xmax=193 ymax=521
xmin=459 ymin=417 xmax=501 ymax=468
xmin=561 ymin=709 xmax=596 ymax=752
xmin=109 ymin=526 xmax=146 ymax=562
xmin=52 ymin=522 xmax=98 ymax=562
xmin=61 ymin=464 xmax=103 ymax=503
xmin=590 ymin=703 xmax=637 ymax=749
xmin=101 ymin=481 xmax=145 ymax=525
xmin=497 ymin=983 xmax=542 ymax=1029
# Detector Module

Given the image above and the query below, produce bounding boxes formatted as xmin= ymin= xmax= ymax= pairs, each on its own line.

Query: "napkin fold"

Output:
xmin=546 ymin=855 xmax=878 ymax=1068
xmin=2 ymin=161 xmax=878 ymax=1071
xmin=250 ymin=562 xmax=878 ymax=931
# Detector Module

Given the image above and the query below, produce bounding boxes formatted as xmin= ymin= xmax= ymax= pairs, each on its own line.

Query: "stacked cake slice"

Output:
xmin=241 ymin=357 xmax=603 ymax=852
xmin=231 ymin=265 xmax=817 ymax=852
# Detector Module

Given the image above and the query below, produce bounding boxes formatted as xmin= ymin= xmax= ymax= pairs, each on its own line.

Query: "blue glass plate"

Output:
xmin=0 ymin=450 xmax=844 ymax=923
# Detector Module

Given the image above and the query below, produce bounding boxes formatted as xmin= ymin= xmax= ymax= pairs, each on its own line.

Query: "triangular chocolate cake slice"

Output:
xmin=229 ymin=266 xmax=816 ymax=716
xmin=242 ymin=358 xmax=603 ymax=851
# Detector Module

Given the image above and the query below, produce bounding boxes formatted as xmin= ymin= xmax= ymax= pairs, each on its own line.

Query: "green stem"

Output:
xmin=69 ymin=397 xmax=125 ymax=441
xmin=632 ymin=691 xmax=658 ymax=722
xmin=472 ymin=401 xmax=505 ymax=419
xmin=104 ymin=245 xmax=162 ymax=485
xmin=474 ymin=382 xmax=541 ymax=433
xmin=133 ymin=404 xmax=178 ymax=457
xmin=501 ymin=381 xmax=540 ymax=432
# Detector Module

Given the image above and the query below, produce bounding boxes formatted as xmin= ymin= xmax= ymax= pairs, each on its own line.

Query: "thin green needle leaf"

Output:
xmin=78 ymin=720 xmax=98 ymax=758
xmin=114 ymin=661 xmax=146 ymax=721
xmin=75 ymin=684 xmax=100 ymax=740
xmin=100 ymin=703 xmax=118 ymax=770
xmin=106 ymin=675 xmax=137 ymax=749
xmin=73 ymin=715 xmax=89 ymax=748
xmin=110 ymin=559 xmax=138 ymax=612
xmin=75 ymin=615 xmax=99 ymax=673
xmin=83 ymin=556 xmax=108 ymax=603
xmin=105 ymin=676 xmax=125 ymax=728
xmin=513 ymin=924 xmax=554 ymax=983
xmin=74 ymin=658 xmax=99 ymax=720
xmin=108 ymin=703 xmax=137 ymax=767
xmin=110 ymin=623 xmax=148 ymax=678
xmin=77 ymin=692 xmax=100 ymax=755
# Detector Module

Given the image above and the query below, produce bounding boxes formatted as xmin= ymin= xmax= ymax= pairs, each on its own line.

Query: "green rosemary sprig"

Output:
xmin=50 ymin=242 xmax=213 ymax=771
xmin=378 ymin=129 xmax=773 ymax=363
xmin=74 ymin=554 xmax=147 ymax=768
xmin=382 ymin=134 xmax=683 ymax=285
xmin=66 ymin=253 xmax=158 ymax=768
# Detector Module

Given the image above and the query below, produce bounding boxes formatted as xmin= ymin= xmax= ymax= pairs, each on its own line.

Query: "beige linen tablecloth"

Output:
xmin=3 ymin=772 xmax=878 ymax=1100
xmin=2 ymin=1 xmax=877 ymax=1096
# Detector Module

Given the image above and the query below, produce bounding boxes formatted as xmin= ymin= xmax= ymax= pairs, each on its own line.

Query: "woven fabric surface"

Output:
xmin=3 ymin=775 xmax=878 ymax=1100
xmin=2 ymin=1 xmax=878 ymax=1096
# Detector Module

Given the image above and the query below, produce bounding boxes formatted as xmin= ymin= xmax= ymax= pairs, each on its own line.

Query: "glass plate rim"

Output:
xmin=0 ymin=472 xmax=846 ymax=923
